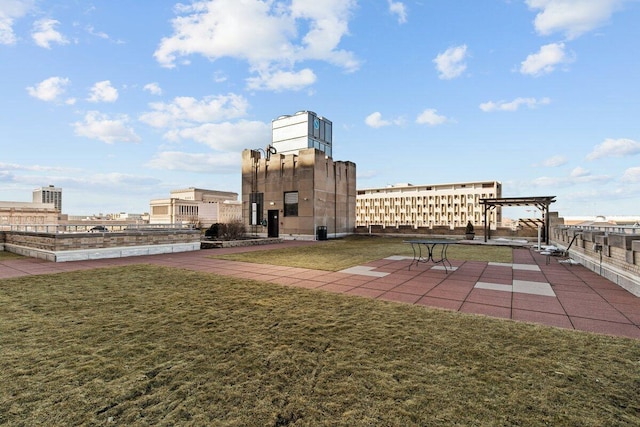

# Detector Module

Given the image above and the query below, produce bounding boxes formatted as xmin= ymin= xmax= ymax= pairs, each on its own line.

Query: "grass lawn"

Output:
xmin=0 ymin=251 xmax=23 ymax=261
xmin=210 ymin=235 xmax=513 ymax=271
xmin=1 ymin=265 xmax=638 ymax=426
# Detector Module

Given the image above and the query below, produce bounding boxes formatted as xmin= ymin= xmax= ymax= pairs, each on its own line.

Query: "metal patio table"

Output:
xmin=404 ymin=239 xmax=457 ymax=273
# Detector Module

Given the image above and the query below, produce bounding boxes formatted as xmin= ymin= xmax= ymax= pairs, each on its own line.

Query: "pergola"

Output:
xmin=479 ymin=196 xmax=556 ymax=244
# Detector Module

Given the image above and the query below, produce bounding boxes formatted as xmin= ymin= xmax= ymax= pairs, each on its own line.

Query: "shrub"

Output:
xmin=465 ymin=221 xmax=474 ymax=234
xmin=205 ymin=223 xmax=220 ymax=238
xmin=220 ymin=220 xmax=246 ymax=240
xmin=205 ymin=221 xmax=246 ymax=240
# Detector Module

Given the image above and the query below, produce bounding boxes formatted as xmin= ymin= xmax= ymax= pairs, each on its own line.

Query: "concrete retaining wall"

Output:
xmin=201 ymin=238 xmax=283 ymax=248
xmin=2 ymin=229 xmax=201 ymax=262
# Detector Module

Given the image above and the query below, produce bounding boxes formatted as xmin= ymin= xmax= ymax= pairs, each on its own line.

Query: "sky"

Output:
xmin=1 ymin=0 xmax=639 ymax=218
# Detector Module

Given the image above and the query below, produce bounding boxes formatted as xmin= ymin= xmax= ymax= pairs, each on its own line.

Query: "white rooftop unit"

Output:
xmin=272 ymin=110 xmax=332 ymax=157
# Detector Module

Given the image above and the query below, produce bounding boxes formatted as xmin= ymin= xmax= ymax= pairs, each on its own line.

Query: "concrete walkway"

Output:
xmin=1 ymin=241 xmax=638 ymax=339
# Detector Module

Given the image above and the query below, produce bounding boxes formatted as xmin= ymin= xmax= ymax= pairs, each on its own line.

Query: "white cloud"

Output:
xmin=520 ymin=42 xmax=572 ymax=76
xmin=532 ymin=169 xmax=611 ymax=187
xmin=246 ymin=68 xmax=316 ymax=91
xmin=31 ymin=18 xmax=68 ymax=49
xmin=73 ymin=111 xmax=141 ymax=144
xmin=480 ymin=97 xmax=551 ymax=112
xmin=26 ymin=76 xmax=70 ymax=102
xmin=586 ymin=138 xmax=640 ymax=160
xmin=539 ymin=155 xmax=567 ymax=167
xmin=526 ymin=0 xmax=628 ymax=39
xmin=433 ymin=45 xmax=468 ymax=80
xmin=212 ymin=71 xmax=227 ymax=83
xmin=143 ymin=82 xmax=163 ymax=96
xmin=86 ymin=25 xmax=109 ymax=40
xmin=139 ymin=93 xmax=249 ymax=129
xmin=0 ymin=170 xmax=14 ymax=182
xmin=416 ymin=109 xmax=447 ymax=126
xmin=0 ymin=161 xmax=73 ymax=172
xmin=163 ymin=120 xmax=270 ymax=151
xmin=154 ymin=0 xmax=359 ymax=91
xmin=87 ymin=80 xmax=119 ymax=103
xmin=388 ymin=0 xmax=407 ymax=24
xmin=146 ymin=151 xmax=240 ymax=173
xmin=364 ymin=112 xmax=405 ymax=128
xmin=89 ymin=172 xmax=161 ymax=187
xmin=365 ymin=112 xmax=391 ymax=128
xmin=0 ymin=0 xmax=35 ymax=45
xmin=621 ymin=166 xmax=640 ymax=183
xmin=570 ymin=166 xmax=590 ymax=178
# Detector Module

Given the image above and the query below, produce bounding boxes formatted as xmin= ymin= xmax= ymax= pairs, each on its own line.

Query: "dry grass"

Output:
xmin=0 ymin=251 xmax=23 ymax=260
xmin=211 ymin=235 xmax=513 ymax=270
xmin=1 ymin=265 xmax=638 ymax=426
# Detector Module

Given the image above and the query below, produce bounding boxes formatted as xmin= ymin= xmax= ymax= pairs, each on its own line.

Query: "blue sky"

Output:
xmin=1 ymin=0 xmax=639 ymax=218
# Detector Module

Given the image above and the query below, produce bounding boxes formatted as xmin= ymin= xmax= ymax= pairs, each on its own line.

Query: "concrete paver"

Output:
xmin=1 ymin=241 xmax=639 ymax=339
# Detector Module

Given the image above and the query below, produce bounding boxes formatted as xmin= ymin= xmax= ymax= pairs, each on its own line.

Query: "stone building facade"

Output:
xmin=356 ymin=181 xmax=502 ymax=228
xmin=0 ymin=201 xmax=59 ymax=231
xmin=241 ymin=147 xmax=356 ymax=239
xmin=241 ymin=111 xmax=356 ymax=240
xmin=149 ymin=187 xmax=241 ymax=227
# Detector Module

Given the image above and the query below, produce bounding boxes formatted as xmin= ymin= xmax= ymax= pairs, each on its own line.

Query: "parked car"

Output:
xmin=89 ymin=225 xmax=109 ymax=233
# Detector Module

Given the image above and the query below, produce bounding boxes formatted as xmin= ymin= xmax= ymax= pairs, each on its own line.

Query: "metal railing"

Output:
xmin=562 ymin=224 xmax=640 ymax=235
xmin=0 ymin=223 xmax=197 ymax=234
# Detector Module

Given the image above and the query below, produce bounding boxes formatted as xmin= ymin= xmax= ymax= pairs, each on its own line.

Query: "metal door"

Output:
xmin=267 ymin=210 xmax=279 ymax=238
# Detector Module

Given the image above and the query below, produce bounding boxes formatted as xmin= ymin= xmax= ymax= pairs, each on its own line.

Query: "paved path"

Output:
xmin=1 ymin=241 xmax=638 ymax=339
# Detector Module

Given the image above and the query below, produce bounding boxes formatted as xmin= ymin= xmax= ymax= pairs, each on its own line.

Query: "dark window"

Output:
xmin=284 ymin=191 xmax=298 ymax=217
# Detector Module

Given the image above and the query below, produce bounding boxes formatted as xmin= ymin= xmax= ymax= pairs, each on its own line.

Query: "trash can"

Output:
xmin=316 ymin=226 xmax=327 ymax=241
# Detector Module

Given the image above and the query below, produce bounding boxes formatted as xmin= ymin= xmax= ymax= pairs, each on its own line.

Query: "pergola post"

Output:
xmin=479 ymin=196 xmax=556 ymax=244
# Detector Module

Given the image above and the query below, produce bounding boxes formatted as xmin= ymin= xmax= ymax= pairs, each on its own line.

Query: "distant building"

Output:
xmin=149 ymin=188 xmax=241 ymax=227
xmin=241 ymin=111 xmax=356 ymax=239
xmin=106 ymin=212 xmax=148 ymax=221
xmin=33 ymin=185 xmax=62 ymax=212
xmin=563 ymin=215 xmax=640 ymax=227
xmin=0 ymin=201 xmax=59 ymax=230
xmin=356 ymin=181 xmax=502 ymax=228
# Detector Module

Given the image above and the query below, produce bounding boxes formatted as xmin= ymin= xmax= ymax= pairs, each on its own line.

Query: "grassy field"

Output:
xmin=1 ymin=264 xmax=638 ymax=426
xmin=210 ymin=235 xmax=513 ymax=270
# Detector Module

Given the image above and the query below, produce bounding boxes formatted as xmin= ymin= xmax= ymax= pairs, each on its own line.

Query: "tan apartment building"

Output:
xmin=356 ymin=181 xmax=502 ymax=228
xmin=241 ymin=111 xmax=356 ymax=239
xmin=149 ymin=187 xmax=241 ymax=227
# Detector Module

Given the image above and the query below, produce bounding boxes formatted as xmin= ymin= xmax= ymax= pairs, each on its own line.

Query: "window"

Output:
xmin=284 ymin=191 xmax=298 ymax=216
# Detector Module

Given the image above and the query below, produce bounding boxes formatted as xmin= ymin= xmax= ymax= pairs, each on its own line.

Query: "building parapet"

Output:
xmin=552 ymin=226 xmax=640 ymax=296
xmin=1 ymin=227 xmax=201 ymax=262
xmin=1 ymin=223 xmax=194 ymax=233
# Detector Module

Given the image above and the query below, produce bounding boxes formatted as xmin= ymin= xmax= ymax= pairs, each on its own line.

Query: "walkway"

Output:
xmin=1 ymin=241 xmax=638 ymax=339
